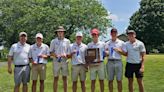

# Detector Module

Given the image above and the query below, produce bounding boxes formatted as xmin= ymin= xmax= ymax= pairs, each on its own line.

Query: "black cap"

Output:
xmin=111 ymin=28 xmax=117 ymax=33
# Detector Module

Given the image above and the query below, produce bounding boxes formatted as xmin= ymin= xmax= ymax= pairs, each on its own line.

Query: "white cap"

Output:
xmin=76 ymin=32 xmax=83 ymax=37
xmin=19 ymin=32 xmax=27 ymax=37
xmin=35 ymin=33 xmax=43 ymax=39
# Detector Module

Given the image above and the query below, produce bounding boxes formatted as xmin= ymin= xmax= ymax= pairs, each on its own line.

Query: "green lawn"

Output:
xmin=0 ymin=55 xmax=164 ymax=92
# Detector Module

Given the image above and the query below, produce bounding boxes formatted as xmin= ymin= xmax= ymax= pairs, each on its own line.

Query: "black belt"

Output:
xmin=91 ymin=61 xmax=103 ymax=64
xmin=108 ymin=59 xmax=121 ymax=61
xmin=76 ymin=64 xmax=85 ymax=66
xmin=15 ymin=64 xmax=29 ymax=67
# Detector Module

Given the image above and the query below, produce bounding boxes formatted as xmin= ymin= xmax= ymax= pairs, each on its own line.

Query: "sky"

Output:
xmin=101 ymin=0 xmax=141 ymax=35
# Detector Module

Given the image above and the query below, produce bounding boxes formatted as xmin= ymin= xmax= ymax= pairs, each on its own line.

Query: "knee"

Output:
xmin=109 ymin=80 xmax=113 ymax=84
xmin=40 ymin=80 xmax=44 ymax=84
xmin=62 ymin=76 xmax=67 ymax=81
xmin=54 ymin=77 xmax=59 ymax=81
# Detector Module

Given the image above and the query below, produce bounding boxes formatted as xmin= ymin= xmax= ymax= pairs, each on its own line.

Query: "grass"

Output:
xmin=0 ymin=55 xmax=164 ymax=92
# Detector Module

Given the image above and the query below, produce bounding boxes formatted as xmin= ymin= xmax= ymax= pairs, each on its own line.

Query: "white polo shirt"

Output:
xmin=29 ymin=43 xmax=50 ymax=64
xmin=123 ymin=39 xmax=146 ymax=64
xmin=8 ymin=42 xmax=30 ymax=65
xmin=105 ymin=39 xmax=124 ymax=59
xmin=50 ymin=38 xmax=71 ymax=61
xmin=71 ymin=42 xmax=87 ymax=65
xmin=87 ymin=41 xmax=105 ymax=62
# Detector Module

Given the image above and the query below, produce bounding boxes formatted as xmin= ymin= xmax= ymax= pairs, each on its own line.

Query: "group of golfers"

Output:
xmin=8 ymin=26 xmax=146 ymax=92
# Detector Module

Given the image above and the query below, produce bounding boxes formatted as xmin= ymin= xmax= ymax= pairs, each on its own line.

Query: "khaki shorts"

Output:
xmin=53 ymin=61 xmax=69 ymax=77
xmin=32 ymin=64 xmax=46 ymax=80
xmin=14 ymin=65 xmax=30 ymax=86
xmin=71 ymin=65 xmax=87 ymax=82
xmin=89 ymin=62 xmax=105 ymax=80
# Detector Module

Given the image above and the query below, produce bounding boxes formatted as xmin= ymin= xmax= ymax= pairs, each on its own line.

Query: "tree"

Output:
xmin=0 ymin=0 xmax=111 ymax=47
xmin=128 ymin=0 xmax=164 ymax=53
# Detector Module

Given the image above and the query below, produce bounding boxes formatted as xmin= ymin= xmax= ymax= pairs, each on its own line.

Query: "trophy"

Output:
xmin=85 ymin=48 xmax=100 ymax=64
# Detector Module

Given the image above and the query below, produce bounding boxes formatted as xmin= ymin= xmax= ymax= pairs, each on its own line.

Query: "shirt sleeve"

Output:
xmin=140 ymin=42 xmax=146 ymax=53
xmin=66 ymin=40 xmax=71 ymax=55
xmin=122 ymin=42 xmax=127 ymax=52
xmin=46 ymin=45 xmax=50 ymax=56
xmin=28 ymin=46 xmax=32 ymax=58
xmin=105 ymin=42 xmax=109 ymax=50
xmin=49 ymin=40 xmax=55 ymax=53
xmin=8 ymin=45 xmax=14 ymax=57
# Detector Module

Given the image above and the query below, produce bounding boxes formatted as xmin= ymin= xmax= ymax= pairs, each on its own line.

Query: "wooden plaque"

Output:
xmin=85 ymin=48 xmax=100 ymax=64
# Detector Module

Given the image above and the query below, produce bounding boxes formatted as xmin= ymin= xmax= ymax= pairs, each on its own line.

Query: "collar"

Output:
xmin=34 ymin=43 xmax=43 ymax=48
xmin=92 ymin=40 xmax=100 ymax=45
xmin=74 ymin=42 xmax=83 ymax=47
xmin=18 ymin=42 xmax=26 ymax=46
xmin=111 ymin=38 xmax=119 ymax=43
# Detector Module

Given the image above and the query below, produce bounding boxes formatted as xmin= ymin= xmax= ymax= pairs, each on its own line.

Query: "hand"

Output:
xmin=39 ymin=54 xmax=47 ymax=58
xmin=113 ymin=48 xmax=122 ymax=53
xmin=140 ymin=67 xmax=144 ymax=73
xmin=8 ymin=67 xmax=12 ymax=74
xmin=61 ymin=53 xmax=67 ymax=58
xmin=32 ymin=61 xmax=37 ymax=65
xmin=71 ymin=50 xmax=76 ymax=55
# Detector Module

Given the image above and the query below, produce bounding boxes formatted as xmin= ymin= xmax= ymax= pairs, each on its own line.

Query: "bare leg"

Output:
xmin=53 ymin=77 xmax=59 ymax=92
xmin=117 ymin=80 xmax=122 ymax=92
xmin=40 ymin=80 xmax=44 ymax=92
xmin=108 ymin=80 xmax=113 ymax=92
xmin=62 ymin=76 xmax=67 ymax=92
xmin=137 ymin=78 xmax=144 ymax=92
xmin=14 ymin=84 xmax=20 ymax=92
xmin=72 ymin=81 xmax=77 ymax=92
xmin=128 ymin=78 xmax=133 ymax=92
xmin=91 ymin=80 xmax=96 ymax=92
xmin=99 ymin=80 xmax=104 ymax=92
xmin=32 ymin=80 xmax=37 ymax=92
xmin=23 ymin=84 xmax=28 ymax=92
xmin=80 ymin=81 xmax=86 ymax=92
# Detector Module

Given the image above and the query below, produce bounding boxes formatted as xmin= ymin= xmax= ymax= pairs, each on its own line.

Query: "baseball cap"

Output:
xmin=76 ymin=32 xmax=83 ymax=37
xmin=19 ymin=32 xmax=27 ymax=37
xmin=56 ymin=26 xmax=66 ymax=32
xmin=91 ymin=28 xmax=99 ymax=35
xmin=111 ymin=28 xmax=118 ymax=33
xmin=35 ymin=33 xmax=43 ymax=39
xmin=126 ymin=30 xmax=136 ymax=34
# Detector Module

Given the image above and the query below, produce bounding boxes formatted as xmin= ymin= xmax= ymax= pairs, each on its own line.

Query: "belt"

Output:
xmin=91 ymin=61 xmax=103 ymax=64
xmin=15 ymin=64 xmax=29 ymax=67
xmin=108 ymin=59 xmax=121 ymax=61
xmin=76 ymin=64 xmax=85 ymax=66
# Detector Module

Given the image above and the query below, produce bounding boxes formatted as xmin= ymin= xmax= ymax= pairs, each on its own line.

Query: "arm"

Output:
xmin=140 ymin=52 xmax=146 ymax=73
xmin=8 ymin=56 xmax=13 ymax=74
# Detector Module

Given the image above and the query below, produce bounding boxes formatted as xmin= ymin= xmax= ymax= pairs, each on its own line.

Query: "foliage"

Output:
xmin=0 ymin=0 xmax=111 ymax=47
xmin=128 ymin=0 xmax=164 ymax=53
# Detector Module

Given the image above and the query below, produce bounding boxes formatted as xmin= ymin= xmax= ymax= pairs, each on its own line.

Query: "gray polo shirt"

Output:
xmin=123 ymin=39 xmax=146 ymax=64
xmin=8 ymin=42 xmax=30 ymax=65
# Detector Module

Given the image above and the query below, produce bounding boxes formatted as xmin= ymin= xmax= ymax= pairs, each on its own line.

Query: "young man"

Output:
xmin=123 ymin=30 xmax=146 ymax=92
xmin=29 ymin=33 xmax=49 ymax=92
xmin=8 ymin=32 xmax=30 ymax=92
xmin=50 ymin=26 xmax=71 ymax=92
xmin=87 ymin=28 xmax=105 ymax=92
xmin=105 ymin=28 xmax=125 ymax=92
xmin=70 ymin=32 xmax=88 ymax=92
